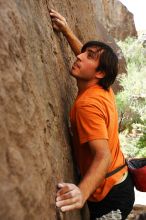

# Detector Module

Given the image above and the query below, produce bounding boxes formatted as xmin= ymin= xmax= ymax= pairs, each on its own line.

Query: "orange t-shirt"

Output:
xmin=70 ymin=84 xmax=127 ymax=202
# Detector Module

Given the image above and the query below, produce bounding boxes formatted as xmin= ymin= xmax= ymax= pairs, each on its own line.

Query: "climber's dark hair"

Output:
xmin=81 ymin=41 xmax=118 ymax=90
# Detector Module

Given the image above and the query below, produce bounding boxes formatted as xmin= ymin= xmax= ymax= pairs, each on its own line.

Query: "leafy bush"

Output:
xmin=116 ymin=37 xmax=146 ymax=158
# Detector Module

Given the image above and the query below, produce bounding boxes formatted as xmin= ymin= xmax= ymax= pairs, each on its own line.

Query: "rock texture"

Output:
xmin=0 ymin=0 xmax=136 ymax=220
xmin=91 ymin=0 xmax=137 ymax=40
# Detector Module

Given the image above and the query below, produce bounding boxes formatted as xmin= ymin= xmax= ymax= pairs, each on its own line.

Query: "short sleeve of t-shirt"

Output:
xmin=76 ymin=101 xmax=108 ymax=144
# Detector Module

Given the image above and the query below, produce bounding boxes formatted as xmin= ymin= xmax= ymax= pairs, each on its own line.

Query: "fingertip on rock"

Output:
xmin=57 ymin=183 xmax=64 ymax=188
xmin=61 ymin=207 xmax=65 ymax=212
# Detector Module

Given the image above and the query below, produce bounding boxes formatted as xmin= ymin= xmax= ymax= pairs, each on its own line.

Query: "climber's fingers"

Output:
xmin=56 ymin=183 xmax=84 ymax=212
xmin=50 ymin=9 xmax=69 ymax=33
xmin=56 ymin=183 xmax=75 ymax=196
xmin=51 ymin=17 xmax=66 ymax=27
xmin=50 ymin=9 xmax=66 ymax=22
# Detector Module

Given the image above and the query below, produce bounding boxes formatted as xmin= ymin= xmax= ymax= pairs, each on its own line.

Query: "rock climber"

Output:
xmin=50 ymin=9 xmax=135 ymax=220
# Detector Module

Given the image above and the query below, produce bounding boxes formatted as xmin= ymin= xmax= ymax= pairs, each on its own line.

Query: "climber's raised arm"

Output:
xmin=50 ymin=9 xmax=83 ymax=56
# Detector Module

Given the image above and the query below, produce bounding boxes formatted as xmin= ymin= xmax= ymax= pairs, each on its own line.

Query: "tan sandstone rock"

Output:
xmin=91 ymin=0 xmax=137 ymax=40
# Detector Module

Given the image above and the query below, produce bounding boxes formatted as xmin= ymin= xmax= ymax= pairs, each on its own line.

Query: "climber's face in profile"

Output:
xmin=71 ymin=46 xmax=104 ymax=82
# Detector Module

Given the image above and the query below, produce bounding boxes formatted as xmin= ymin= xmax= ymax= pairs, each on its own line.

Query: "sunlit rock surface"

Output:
xmin=91 ymin=0 xmax=137 ymax=40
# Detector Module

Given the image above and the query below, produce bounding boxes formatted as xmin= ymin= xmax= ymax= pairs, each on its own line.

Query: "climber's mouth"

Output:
xmin=72 ymin=61 xmax=80 ymax=69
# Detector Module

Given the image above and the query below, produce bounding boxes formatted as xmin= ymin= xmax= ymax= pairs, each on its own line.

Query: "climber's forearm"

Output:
xmin=63 ymin=28 xmax=83 ymax=56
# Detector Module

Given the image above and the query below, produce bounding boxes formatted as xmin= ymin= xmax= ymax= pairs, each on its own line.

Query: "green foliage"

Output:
xmin=137 ymin=125 xmax=146 ymax=157
xmin=118 ymin=37 xmax=146 ymax=70
xmin=116 ymin=37 xmax=146 ymax=158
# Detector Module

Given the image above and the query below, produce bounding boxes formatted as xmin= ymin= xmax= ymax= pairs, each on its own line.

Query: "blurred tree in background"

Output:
xmin=116 ymin=37 xmax=146 ymax=158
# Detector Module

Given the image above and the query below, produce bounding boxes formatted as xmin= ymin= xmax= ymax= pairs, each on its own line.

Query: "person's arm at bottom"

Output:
xmin=56 ymin=139 xmax=111 ymax=212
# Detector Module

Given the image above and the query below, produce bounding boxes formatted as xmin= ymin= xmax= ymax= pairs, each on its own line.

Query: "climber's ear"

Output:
xmin=95 ymin=70 xmax=105 ymax=79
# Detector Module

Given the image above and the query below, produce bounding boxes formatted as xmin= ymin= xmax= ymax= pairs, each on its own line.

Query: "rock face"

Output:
xmin=91 ymin=0 xmax=137 ymax=40
xmin=0 ymin=0 xmax=136 ymax=220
